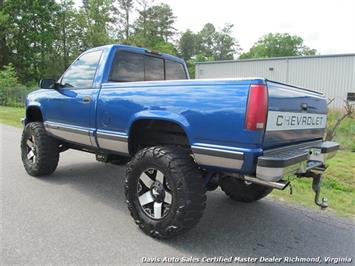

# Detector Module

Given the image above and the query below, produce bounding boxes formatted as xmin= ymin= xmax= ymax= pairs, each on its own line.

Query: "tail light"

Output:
xmin=245 ymin=84 xmax=268 ymax=130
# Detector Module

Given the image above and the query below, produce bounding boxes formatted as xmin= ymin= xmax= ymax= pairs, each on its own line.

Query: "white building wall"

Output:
xmin=197 ymin=61 xmax=236 ymax=78
xmin=287 ymin=56 xmax=355 ymax=109
xmin=196 ymin=54 xmax=355 ymax=109
xmin=235 ymin=60 xmax=288 ymax=81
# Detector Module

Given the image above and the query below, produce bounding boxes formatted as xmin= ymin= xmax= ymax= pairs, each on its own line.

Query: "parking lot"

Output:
xmin=1 ymin=124 xmax=354 ymax=265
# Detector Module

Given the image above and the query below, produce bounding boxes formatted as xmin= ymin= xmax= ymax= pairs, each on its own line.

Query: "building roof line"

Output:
xmin=196 ymin=53 xmax=355 ymax=65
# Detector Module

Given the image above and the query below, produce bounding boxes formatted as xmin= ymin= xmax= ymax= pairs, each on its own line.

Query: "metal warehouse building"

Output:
xmin=196 ymin=54 xmax=355 ymax=109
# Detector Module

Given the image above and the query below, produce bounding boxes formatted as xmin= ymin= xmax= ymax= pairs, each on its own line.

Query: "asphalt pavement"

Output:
xmin=1 ymin=124 xmax=354 ymax=265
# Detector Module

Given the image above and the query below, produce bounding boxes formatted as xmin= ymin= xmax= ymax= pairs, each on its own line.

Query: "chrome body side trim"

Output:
xmin=44 ymin=121 xmax=93 ymax=146
xmin=89 ymin=130 xmax=96 ymax=147
xmin=96 ymin=130 xmax=129 ymax=154
xmin=191 ymin=145 xmax=244 ymax=169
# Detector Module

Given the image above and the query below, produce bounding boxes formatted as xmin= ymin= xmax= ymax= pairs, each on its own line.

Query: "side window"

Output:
xmin=109 ymin=51 xmax=144 ymax=82
xmin=61 ymin=51 xmax=102 ymax=88
xmin=166 ymin=60 xmax=187 ymax=80
xmin=145 ymin=56 xmax=164 ymax=81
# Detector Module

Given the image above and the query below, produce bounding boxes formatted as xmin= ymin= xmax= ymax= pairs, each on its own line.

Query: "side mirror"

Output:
xmin=39 ymin=79 xmax=55 ymax=89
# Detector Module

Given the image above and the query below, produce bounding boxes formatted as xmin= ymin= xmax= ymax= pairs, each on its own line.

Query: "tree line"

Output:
xmin=0 ymin=0 xmax=316 ymax=85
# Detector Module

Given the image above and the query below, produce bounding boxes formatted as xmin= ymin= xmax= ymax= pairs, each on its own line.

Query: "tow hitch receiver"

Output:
xmin=298 ymin=169 xmax=328 ymax=210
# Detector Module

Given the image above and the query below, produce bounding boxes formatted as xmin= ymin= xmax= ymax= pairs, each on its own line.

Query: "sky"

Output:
xmin=156 ymin=0 xmax=355 ymax=55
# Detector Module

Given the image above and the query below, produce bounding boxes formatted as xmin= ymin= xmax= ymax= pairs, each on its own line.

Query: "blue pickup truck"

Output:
xmin=21 ymin=44 xmax=339 ymax=238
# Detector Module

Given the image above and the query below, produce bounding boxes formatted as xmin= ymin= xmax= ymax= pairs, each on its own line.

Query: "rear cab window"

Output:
xmin=145 ymin=56 xmax=164 ymax=81
xmin=165 ymin=60 xmax=186 ymax=80
xmin=108 ymin=50 xmax=187 ymax=82
xmin=109 ymin=51 xmax=144 ymax=82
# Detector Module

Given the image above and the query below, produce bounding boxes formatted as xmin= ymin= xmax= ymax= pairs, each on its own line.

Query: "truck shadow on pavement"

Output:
xmin=44 ymin=159 xmax=354 ymax=259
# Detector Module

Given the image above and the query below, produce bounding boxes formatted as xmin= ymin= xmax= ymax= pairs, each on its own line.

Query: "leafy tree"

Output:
xmin=132 ymin=0 xmax=153 ymax=40
xmin=3 ymin=0 xmax=60 ymax=82
xmin=0 ymin=0 xmax=9 ymax=68
xmin=0 ymin=0 xmax=180 ymax=84
xmin=116 ymin=0 xmax=134 ymax=40
xmin=240 ymin=33 xmax=317 ymax=59
xmin=213 ymin=23 xmax=240 ymax=60
xmin=0 ymin=64 xmax=27 ymax=106
xmin=0 ymin=64 xmax=19 ymax=88
xmin=180 ymin=23 xmax=240 ymax=62
xmin=179 ymin=23 xmax=240 ymax=77
xmin=133 ymin=3 xmax=176 ymax=45
xmin=124 ymin=2 xmax=177 ymax=55
xmin=55 ymin=0 xmax=83 ymax=71
xmin=80 ymin=0 xmax=113 ymax=49
xmin=178 ymin=29 xmax=196 ymax=61
xmin=196 ymin=23 xmax=216 ymax=58
xmin=155 ymin=4 xmax=176 ymax=42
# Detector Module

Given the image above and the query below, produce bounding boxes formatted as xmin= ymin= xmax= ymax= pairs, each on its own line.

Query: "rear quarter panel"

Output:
xmin=97 ymin=79 xmax=267 ymax=173
xmin=97 ymin=79 xmax=265 ymax=149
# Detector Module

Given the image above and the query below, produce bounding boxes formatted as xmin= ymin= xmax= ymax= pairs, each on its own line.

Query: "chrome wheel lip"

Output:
xmin=137 ymin=168 xmax=173 ymax=220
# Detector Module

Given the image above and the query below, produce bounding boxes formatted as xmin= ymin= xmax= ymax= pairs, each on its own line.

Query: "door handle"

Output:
xmin=83 ymin=96 xmax=92 ymax=103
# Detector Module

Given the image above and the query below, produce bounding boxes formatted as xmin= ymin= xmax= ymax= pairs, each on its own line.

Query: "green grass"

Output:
xmin=0 ymin=105 xmax=25 ymax=127
xmin=327 ymin=111 xmax=355 ymax=152
xmin=1 ymin=105 xmax=354 ymax=216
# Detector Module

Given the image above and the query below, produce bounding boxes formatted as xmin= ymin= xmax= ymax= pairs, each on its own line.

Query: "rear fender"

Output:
xmin=128 ymin=110 xmax=193 ymax=143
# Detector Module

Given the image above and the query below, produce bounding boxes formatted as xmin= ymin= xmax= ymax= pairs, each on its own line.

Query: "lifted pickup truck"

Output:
xmin=21 ymin=44 xmax=339 ymax=238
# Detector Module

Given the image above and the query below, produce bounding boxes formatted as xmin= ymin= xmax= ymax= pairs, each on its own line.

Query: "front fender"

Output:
xmin=25 ymin=102 xmax=45 ymax=125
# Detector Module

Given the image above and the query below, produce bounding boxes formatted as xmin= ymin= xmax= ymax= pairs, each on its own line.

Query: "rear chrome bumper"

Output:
xmin=256 ymin=140 xmax=339 ymax=181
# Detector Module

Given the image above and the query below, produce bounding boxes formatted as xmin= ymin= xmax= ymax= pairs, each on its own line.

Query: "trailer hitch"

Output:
xmin=312 ymin=173 xmax=328 ymax=209
xmin=298 ymin=170 xmax=328 ymax=209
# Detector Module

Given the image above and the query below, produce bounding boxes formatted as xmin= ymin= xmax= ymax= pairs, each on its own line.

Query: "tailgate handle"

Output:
xmin=83 ymin=96 xmax=92 ymax=103
xmin=300 ymin=103 xmax=308 ymax=111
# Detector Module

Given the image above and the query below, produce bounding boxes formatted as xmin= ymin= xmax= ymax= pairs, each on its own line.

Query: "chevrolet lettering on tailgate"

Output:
xmin=266 ymin=111 xmax=327 ymax=131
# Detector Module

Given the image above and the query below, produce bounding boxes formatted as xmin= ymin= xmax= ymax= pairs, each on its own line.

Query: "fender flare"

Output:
xmin=25 ymin=103 xmax=45 ymax=125
xmin=128 ymin=110 xmax=193 ymax=144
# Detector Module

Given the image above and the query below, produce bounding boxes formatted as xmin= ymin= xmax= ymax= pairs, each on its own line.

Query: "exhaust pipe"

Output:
xmin=243 ymin=175 xmax=289 ymax=190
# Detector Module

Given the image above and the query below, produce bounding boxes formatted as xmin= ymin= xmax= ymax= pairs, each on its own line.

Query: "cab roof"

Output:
xmin=85 ymin=44 xmax=185 ymax=65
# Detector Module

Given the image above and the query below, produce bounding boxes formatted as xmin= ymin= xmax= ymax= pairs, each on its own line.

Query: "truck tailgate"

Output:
xmin=264 ymin=81 xmax=327 ymax=149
